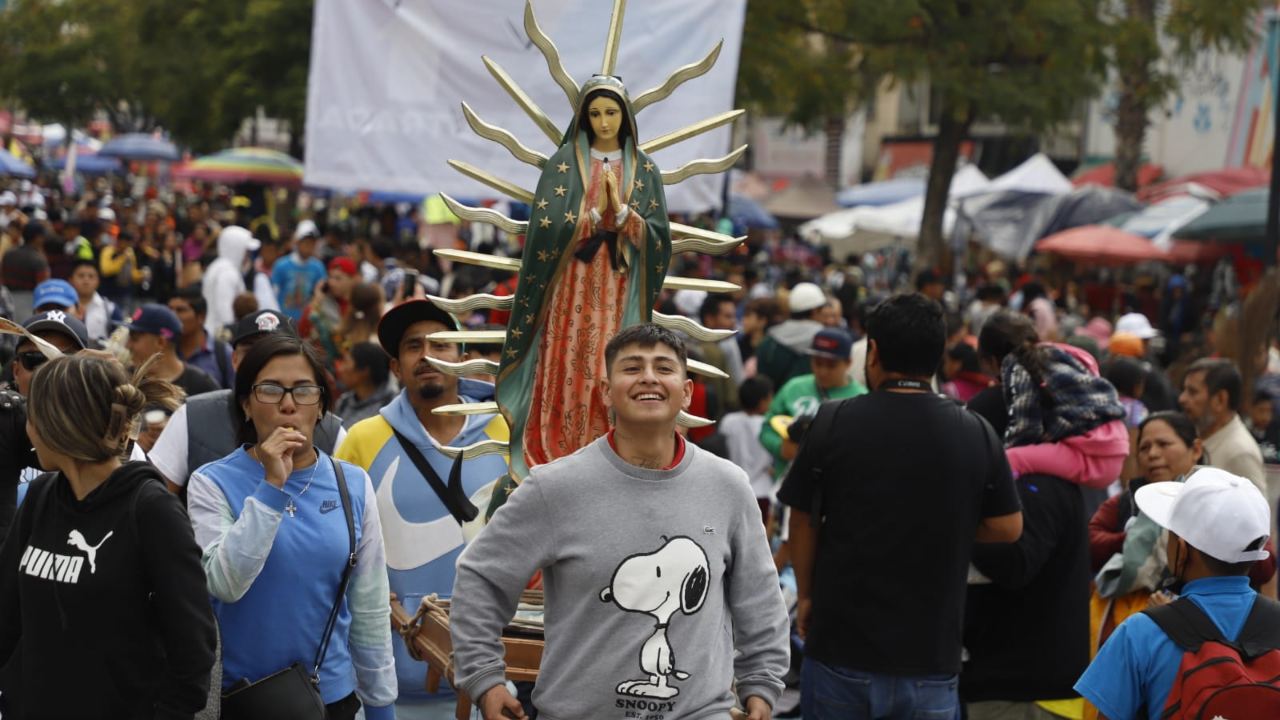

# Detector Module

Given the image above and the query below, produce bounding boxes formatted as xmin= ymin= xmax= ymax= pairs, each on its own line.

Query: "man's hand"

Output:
xmin=795 ymin=597 xmax=812 ymax=640
xmin=478 ymin=684 xmax=527 ymax=720
xmin=780 ymin=438 xmax=798 ymax=461
xmin=745 ymin=696 xmax=772 ymax=720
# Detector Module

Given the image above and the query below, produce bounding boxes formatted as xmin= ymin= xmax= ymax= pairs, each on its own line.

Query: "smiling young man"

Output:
xmin=450 ymin=323 xmax=789 ymax=720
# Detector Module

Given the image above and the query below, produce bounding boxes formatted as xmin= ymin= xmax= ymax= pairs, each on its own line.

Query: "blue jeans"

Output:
xmin=801 ymin=657 xmax=960 ymax=720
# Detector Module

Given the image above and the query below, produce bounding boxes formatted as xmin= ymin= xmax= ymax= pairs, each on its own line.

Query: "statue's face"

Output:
xmin=588 ymin=96 xmax=623 ymax=145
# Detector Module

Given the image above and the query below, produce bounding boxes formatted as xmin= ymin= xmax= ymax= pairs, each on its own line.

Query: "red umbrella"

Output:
xmin=1036 ymin=225 xmax=1169 ymax=265
xmin=1072 ymin=162 xmax=1163 ymax=189
xmin=1138 ymin=167 xmax=1269 ymax=203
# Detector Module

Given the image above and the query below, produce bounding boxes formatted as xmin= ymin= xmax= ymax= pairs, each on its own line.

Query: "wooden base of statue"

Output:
xmin=390 ymin=592 xmax=544 ymax=720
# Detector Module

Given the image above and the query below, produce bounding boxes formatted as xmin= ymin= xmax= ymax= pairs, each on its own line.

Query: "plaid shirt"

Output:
xmin=1003 ymin=344 xmax=1125 ymax=447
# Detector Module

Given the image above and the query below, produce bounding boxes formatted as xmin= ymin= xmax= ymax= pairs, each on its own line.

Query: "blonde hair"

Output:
xmin=27 ymin=354 xmax=185 ymax=462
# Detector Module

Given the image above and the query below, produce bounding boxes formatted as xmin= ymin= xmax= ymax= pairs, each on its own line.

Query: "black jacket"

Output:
xmin=0 ymin=388 xmax=35 ymax=541
xmin=0 ymin=462 xmax=216 ymax=719
xmin=962 ymin=473 xmax=1090 ymax=702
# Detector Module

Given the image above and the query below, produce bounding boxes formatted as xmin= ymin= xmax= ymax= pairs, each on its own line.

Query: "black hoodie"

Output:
xmin=0 ymin=461 xmax=216 ymax=719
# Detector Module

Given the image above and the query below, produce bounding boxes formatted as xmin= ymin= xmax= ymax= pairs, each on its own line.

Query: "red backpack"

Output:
xmin=1142 ymin=595 xmax=1280 ymax=719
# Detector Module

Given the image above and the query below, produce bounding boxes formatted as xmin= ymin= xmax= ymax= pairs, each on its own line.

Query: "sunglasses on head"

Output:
xmin=16 ymin=351 xmax=49 ymax=372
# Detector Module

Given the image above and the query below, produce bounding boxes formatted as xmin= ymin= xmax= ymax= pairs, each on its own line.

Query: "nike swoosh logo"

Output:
xmin=320 ymin=503 xmax=340 ymax=514
xmin=376 ymin=456 xmax=467 ymax=571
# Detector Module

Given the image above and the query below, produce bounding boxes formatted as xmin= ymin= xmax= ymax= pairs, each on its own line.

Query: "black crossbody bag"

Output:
xmin=391 ymin=427 xmax=479 ymax=524
xmin=221 ymin=459 xmax=358 ymax=720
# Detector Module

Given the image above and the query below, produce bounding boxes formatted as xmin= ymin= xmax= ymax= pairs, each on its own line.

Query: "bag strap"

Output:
xmin=213 ymin=339 xmax=231 ymax=388
xmin=390 ymin=427 xmax=478 ymax=524
xmin=801 ymin=400 xmax=842 ymax=528
xmin=1237 ymin=595 xmax=1280 ymax=659
xmin=311 ymin=458 xmax=357 ymax=682
xmin=1144 ymin=597 xmax=1231 ymax=652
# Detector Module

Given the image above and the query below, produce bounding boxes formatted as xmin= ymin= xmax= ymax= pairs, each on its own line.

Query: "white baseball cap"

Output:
xmin=1135 ymin=467 xmax=1271 ymax=564
xmin=789 ymin=282 xmax=827 ymax=314
xmin=293 ymin=219 xmax=319 ymax=240
xmin=1116 ymin=312 xmax=1159 ymax=339
xmin=0 ymin=191 xmax=15 ymax=206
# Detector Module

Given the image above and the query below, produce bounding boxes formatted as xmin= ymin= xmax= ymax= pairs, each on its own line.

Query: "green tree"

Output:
xmin=1108 ymin=0 xmax=1264 ymax=191
xmin=737 ymin=0 xmax=874 ymax=188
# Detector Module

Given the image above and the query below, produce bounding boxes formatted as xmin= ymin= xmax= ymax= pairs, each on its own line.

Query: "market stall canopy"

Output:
xmin=956 ymin=184 xmax=1137 ymax=261
xmin=98 ymin=133 xmax=180 ymax=162
xmin=727 ymin=193 xmax=779 ymax=230
xmin=1174 ymin=187 xmax=1268 ymax=243
xmin=173 ymin=147 xmax=304 ymax=187
xmin=1106 ymin=195 xmax=1211 ymax=250
xmin=1071 ymin=161 xmax=1163 ymax=189
xmin=762 ymin=176 xmax=841 ymax=219
xmin=1036 ymin=225 xmax=1167 ymax=265
xmin=956 ymin=152 xmax=1072 ymax=199
xmin=0 ymin=149 xmax=35 ymax=179
xmin=836 ymin=177 xmax=925 ymax=208
xmin=47 ymin=154 xmax=123 ymax=175
xmin=1138 ymin=167 xmax=1268 ymax=203
xmin=799 ymin=165 xmax=990 ymax=257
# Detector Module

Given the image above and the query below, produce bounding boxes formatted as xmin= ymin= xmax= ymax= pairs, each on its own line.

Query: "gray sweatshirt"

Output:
xmin=451 ymin=436 xmax=790 ymax=720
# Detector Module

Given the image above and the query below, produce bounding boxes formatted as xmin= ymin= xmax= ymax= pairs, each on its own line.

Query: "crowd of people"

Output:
xmin=1 ymin=175 xmax=1280 ymax=720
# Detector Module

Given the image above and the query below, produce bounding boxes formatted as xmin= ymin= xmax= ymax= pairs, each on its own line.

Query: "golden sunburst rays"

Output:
xmin=432 ymin=247 xmax=740 ymax=295
xmin=447 ymin=0 xmax=745 ymax=227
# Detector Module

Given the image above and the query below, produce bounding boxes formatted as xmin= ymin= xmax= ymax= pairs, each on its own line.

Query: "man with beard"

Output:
xmin=335 ymin=299 xmax=509 ymax=716
xmin=1179 ymin=357 xmax=1267 ymax=492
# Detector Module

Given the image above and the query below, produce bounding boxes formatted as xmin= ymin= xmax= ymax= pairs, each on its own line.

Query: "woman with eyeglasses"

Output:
xmin=186 ymin=334 xmax=396 ymax=720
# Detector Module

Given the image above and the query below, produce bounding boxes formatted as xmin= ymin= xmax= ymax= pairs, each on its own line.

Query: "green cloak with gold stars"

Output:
xmin=493 ymin=77 xmax=671 ymax=493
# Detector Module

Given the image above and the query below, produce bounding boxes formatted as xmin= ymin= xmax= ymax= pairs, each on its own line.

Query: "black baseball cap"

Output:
xmin=230 ymin=309 xmax=297 ymax=347
xmin=377 ymin=299 xmax=458 ymax=355
xmin=23 ymin=310 xmax=89 ymax=350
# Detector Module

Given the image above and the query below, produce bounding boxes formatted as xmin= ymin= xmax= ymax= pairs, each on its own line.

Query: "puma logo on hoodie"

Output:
xmin=18 ymin=529 xmax=113 ymax=584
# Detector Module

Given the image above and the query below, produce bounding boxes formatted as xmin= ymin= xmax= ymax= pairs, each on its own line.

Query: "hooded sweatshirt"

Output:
xmin=0 ymin=462 xmax=217 ymax=720
xmin=755 ymin=319 xmax=824 ymax=389
xmin=334 ymin=379 xmax=509 ymax=702
xmin=202 ymin=226 xmax=258 ymax=335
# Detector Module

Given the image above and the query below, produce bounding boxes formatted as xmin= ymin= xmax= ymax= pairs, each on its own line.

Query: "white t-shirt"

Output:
xmin=149 ymin=403 xmax=347 ymax=487
xmin=718 ymin=411 xmax=774 ymax=499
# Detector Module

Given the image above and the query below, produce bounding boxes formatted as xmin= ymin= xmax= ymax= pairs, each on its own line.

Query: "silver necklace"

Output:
xmin=253 ymin=447 xmax=319 ymax=518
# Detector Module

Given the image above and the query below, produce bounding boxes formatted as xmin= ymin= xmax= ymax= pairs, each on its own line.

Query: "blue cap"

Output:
xmin=808 ymin=328 xmax=853 ymax=360
xmin=33 ymin=279 xmax=78 ymax=311
xmin=125 ymin=303 xmax=182 ymax=341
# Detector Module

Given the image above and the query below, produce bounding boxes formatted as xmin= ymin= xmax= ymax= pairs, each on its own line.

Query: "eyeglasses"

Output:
xmin=252 ymin=383 xmax=324 ymax=405
xmin=16 ymin=351 xmax=49 ymax=372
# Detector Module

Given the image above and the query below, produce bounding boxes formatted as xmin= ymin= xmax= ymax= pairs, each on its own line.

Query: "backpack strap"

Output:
xmin=1145 ymin=597 xmax=1231 ymax=652
xmin=800 ymin=399 xmax=843 ymax=528
xmin=1237 ymin=595 xmax=1280 ymax=659
xmin=212 ymin=339 xmax=231 ymax=388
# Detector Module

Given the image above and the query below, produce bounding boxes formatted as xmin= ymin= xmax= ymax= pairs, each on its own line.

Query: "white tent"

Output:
xmin=801 ymin=165 xmax=990 ymax=256
xmin=957 ymin=152 xmax=1072 ymax=198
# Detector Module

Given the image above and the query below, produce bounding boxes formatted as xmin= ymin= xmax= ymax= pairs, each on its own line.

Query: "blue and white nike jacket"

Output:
xmin=335 ymin=380 xmax=509 ymax=702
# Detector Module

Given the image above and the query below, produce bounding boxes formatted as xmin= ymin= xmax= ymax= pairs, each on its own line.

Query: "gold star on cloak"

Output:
xmin=655 ymin=262 xmax=665 ymax=273
xmin=554 ymin=185 xmax=567 ymax=197
xmin=635 ymin=179 xmax=645 ymax=191
xmin=535 ymin=198 xmax=549 ymax=210
xmin=506 ymin=348 xmax=518 ymax=358
xmin=643 ymin=161 xmax=654 ymax=172
xmin=538 ymin=216 xmax=552 ymax=228
xmin=537 ymin=250 xmax=550 ymax=262
xmin=557 ymin=162 xmax=569 ymax=173
xmin=525 ymin=314 xmax=534 ymax=324
xmin=564 ymin=210 xmax=577 ymax=223
xmin=510 ymin=327 xmax=523 ymax=338
xmin=649 ymin=199 xmax=659 ymax=211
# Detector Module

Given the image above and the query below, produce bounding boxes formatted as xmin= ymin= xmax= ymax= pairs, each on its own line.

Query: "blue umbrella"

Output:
xmin=727 ymin=193 xmax=779 ymax=230
xmin=98 ymin=133 xmax=180 ymax=162
xmin=836 ymin=177 xmax=926 ymax=208
xmin=0 ymin=149 xmax=35 ymax=179
xmin=48 ymin=154 xmax=124 ymax=175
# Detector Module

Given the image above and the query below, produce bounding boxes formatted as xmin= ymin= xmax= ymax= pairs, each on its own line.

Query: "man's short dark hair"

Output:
xmin=738 ymin=375 xmax=773 ymax=409
xmin=371 ymin=238 xmax=395 ymax=261
xmin=173 ymin=286 xmax=207 ymax=317
xmin=865 ymin=294 xmax=945 ymax=377
xmin=915 ymin=269 xmax=942 ymax=291
xmin=1187 ymin=357 xmax=1242 ymax=409
xmin=350 ymin=341 xmax=391 ymax=388
xmin=699 ymin=294 xmax=735 ymax=324
xmin=71 ymin=258 xmax=98 ymax=275
xmin=604 ymin=324 xmax=687 ymax=375
xmin=1104 ymin=356 xmax=1145 ymax=398
xmin=22 ymin=222 xmax=46 ymax=245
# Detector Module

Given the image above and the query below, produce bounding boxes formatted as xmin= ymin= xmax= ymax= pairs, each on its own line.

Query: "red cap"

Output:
xmin=328 ymin=257 xmax=358 ymax=276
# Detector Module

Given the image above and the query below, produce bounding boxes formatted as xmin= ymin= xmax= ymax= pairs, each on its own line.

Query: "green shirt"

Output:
xmin=759 ymin=373 xmax=866 ymax=476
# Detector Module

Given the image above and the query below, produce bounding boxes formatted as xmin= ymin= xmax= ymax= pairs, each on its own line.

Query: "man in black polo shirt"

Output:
xmin=779 ymin=293 xmax=1022 ymax=720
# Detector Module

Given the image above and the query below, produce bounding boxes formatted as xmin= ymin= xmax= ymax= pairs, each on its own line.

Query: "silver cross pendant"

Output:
xmin=285 ymin=500 xmax=296 ymax=518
